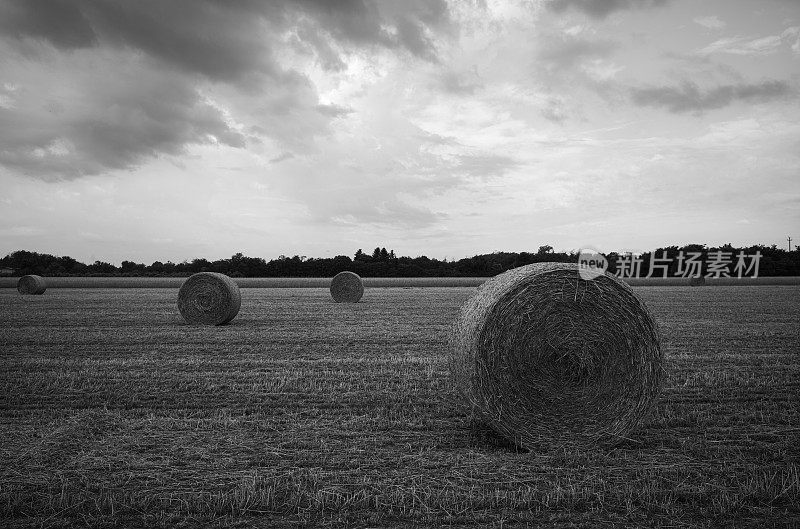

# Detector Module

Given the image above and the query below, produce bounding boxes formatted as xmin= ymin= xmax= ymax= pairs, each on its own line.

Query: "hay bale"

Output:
xmin=17 ymin=275 xmax=46 ymax=295
xmin=330 ymin=271 xmax=364 ymax=303
xmin=688 ymin=276 xmax=706 ymax=286
xmin=177 ymin=272 xmax=241 ymax=325
xmin=449 ymin=262 xmax=663 ymax=449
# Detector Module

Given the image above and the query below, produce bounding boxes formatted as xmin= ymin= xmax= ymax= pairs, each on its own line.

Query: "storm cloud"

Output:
xmin=630 ymin=80 xmax=793 ymax=113
xmin=0 ymin=0 xmax=451 ymax=79
xmin=546 ymin=0 xmax=671 ymax=19
xmin=0 ymin=0 xmax=452 ymax=179
xmin=0 ymin=56 xmax=248 ymax=179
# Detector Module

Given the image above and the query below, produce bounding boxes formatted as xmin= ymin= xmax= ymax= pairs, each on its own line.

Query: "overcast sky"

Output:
xmin=1 ymin=0 xmax=798 ymax=264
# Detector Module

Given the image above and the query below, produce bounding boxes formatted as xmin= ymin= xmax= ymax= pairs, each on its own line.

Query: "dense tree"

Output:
xmin=88 ymin=261 xmax=117 ymax=274
xmin=1 ymin=244 xmax=797 ymax=277
xmin=120 ymin=260 xmax=146 ymax=274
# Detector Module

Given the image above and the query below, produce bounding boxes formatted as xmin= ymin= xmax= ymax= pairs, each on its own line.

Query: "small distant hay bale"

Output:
xmin=330 ymin=271 xmax=364 ymax=303
xmin=688 ymin=276 xmax=706 ymax=286
xmin=449 ymin=263 xmax=663 ymax=449
xmin=17 ymin=275 xmax=47 ymax=295
xmin=177 ymin=272 xmax=241 ymax=325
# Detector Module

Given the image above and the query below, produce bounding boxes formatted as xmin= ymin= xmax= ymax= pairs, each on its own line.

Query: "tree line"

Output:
xmin=1 ymin=244 xmax=798 ymax=278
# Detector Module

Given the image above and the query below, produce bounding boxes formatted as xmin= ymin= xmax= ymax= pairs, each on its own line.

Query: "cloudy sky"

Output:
xmin=1 ymin=0 xmax=798 ymax=264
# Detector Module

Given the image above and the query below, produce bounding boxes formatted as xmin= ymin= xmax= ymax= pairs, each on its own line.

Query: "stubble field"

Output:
xmin=0 ymin=286 xmax=798 ymax=528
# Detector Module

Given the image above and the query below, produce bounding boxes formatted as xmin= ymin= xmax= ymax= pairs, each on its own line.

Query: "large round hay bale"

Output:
xmin=17 ymin=275 xmax=47 ymax=295
xmin=449 ymin=262 xmax=662 ymax=449
xmin=177 ymin=272 xmax=241 ymax=325
xmin=330 ymin=271 xmax=364 ymax=303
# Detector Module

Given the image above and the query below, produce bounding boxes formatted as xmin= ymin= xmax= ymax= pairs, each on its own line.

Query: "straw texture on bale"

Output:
xmin=449 ymin=262 xmax=663 ymax=449
xmin=177 ymin=272 xmax=241 ymax=325
xmin=17 ymin=275 xmax=46 ymax=295
xmin=330 ymin=271 xmax=364 ymax=303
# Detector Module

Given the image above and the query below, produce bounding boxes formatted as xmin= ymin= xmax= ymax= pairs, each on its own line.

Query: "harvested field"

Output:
xmin=0 ymin=286 xmax=798 ymax=527
xmin=0 ymin=277 xmax=489 ymax=289
xmin=1 ymin=276 xmax=799 ymax=289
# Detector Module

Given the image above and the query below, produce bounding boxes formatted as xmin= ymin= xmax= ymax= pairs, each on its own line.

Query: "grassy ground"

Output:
xmin=0 ymin=286 xmax=798 ymax=527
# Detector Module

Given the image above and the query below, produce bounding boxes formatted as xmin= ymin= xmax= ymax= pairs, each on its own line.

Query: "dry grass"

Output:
xmin=329 ymin=272 xmax=364 ymax=303
xmin=0 ymin=286 xmax=798 ymax=527
xmin=177 ymin=272 xmax=241 ymax=326
xmin=16 ymin=275 xmax=46 ymax=295
xmin=449 ymin=263 xmax=663 ymax=449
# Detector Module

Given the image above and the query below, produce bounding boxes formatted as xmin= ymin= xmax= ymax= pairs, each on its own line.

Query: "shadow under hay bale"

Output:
xmin=330 ymin=271 xmax=364 ymax=303
xmin=468 ymin=418 xmax=529 ymax=453
xmin=17 ymin=275 xmax=47 ymax=295
xmin=178 ymin=272 xmax=241 ymax=325
xmin=688 ymin=276 xmax=706 ymax=286
xmin=449 ymin=262 xmax=663 ymax=450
